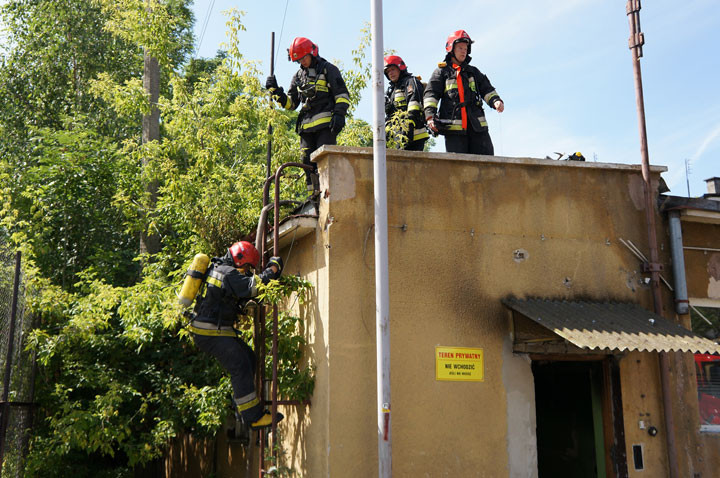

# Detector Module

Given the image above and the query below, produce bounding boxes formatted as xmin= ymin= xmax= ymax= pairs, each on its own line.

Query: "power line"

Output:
xmin=275 ymin=0 xmax=290 ymax=62
xmin=195 ymin=0 xmax=216 ymax=58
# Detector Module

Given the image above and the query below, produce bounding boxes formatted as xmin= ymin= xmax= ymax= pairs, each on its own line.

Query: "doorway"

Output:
xmin=532 ymin=359 xmax=621 ymax=478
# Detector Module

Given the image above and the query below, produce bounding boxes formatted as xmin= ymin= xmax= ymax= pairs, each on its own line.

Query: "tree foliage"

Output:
xmin=0 ymin=2 xmax=373 ymax=475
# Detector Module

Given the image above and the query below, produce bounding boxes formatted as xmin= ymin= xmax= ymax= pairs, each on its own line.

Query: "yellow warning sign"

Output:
xmin=435 ymin=346 xmax=484 ymax=382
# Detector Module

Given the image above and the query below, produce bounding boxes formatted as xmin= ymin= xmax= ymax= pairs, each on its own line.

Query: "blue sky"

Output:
xmin=190 ymin=0 xmax=720 ymax=197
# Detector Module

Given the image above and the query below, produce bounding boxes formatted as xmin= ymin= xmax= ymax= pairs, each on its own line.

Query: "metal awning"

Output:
xmin=503 ymin=298 xmax=720 ymax=355
xmin=265 ymin=201 xmax=318 ymax=253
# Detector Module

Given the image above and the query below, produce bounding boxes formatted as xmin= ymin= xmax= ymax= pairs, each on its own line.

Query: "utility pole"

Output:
xmin=370 ymin=0 xmax=392 ymax=476
xmin=685 ymin=158 xmax=692 ymax=197
xmin=625 ymin=2 xmax=680 ymax=477
xmin=141 ymin=0 xmax=160 ymax=256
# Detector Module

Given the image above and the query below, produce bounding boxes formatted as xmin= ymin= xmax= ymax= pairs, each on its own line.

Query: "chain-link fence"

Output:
xmin=0 ymin=247 xmax=35 ymax=478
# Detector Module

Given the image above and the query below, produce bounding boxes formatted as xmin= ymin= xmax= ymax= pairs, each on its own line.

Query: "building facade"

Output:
xmin=177 ymin=147 xmax=720 ymax=477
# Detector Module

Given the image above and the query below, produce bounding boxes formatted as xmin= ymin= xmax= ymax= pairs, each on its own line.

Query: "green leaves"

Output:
xmin=93 ymin=0 xmax=193 ymax=68
xmin=385 ymin=110 xmax=412 ymax=149
xmin=2 ymin=123 xmax=138 ymax=288
xmin=90 ymin=73 xmax=151 ymax=118
xmin=24 ymin=270 xmax=228 ymax=472
xmin=251 ymin=275 xmax=315 ymax=402
xmin=2 ymin=1 xmax=376 ymax=474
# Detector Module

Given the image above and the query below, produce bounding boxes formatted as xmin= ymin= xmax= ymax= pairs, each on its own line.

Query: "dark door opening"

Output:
xmin=533 ymin=360 xmax=606 ymax=478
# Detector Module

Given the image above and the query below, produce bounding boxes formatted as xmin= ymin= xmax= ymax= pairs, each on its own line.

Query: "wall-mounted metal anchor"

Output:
xmin=513 ymin=249 xmax=529 ymax=262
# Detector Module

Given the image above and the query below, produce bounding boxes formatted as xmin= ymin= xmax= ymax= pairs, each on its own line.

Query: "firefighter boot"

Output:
xmin=250 ymin=411 xmax=285 ymax=430
xmin=307 ymin=171 xmax=320 ymax=197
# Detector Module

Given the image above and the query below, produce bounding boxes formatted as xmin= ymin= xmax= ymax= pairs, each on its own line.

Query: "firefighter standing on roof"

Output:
xmin=190 ymin=241 xmax=284 ymax=430
xmin=265 ymin=37 xmax=350 ymax=191
xmin=384 ymin=55 xmax=429 ymax=151
xmin=424 ymin=30 xmax=504 ymax=155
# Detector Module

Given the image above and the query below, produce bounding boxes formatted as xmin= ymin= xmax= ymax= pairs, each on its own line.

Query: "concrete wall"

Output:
xmin=267 ymin=146 xmax=714 ymax=478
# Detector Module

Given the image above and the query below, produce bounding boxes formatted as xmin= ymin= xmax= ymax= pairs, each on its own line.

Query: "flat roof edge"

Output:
xmin=660 ymin=195 xmax=720 ymax=214
xmin=311 ymin=145 xmax=668 ymax=173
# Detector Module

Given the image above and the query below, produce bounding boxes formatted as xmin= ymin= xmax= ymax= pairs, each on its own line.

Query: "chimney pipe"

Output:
xmin=705 ymin=177 xmax=720 ymax=199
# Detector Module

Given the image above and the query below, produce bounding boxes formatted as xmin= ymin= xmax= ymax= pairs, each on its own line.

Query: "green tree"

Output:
xmin=0 ymin=0 xmax=194 ymax=286
xmin=1 ymin=4 xmax=373 ymax=475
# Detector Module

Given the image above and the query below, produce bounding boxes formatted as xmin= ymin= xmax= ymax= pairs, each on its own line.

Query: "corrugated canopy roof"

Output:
xmin=503 ymin=298 xmax=720 ymax=355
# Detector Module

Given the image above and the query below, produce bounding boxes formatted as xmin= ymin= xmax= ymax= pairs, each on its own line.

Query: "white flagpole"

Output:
xmin=370 ymin=0 xmax=391 ymax=476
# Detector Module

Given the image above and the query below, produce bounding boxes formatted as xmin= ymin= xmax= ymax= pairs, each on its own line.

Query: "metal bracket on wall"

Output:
xmin=642 ymin=262 xmax=664 ymax=273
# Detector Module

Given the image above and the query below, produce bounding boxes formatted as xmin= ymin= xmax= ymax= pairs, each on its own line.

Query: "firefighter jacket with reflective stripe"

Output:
xmin=194 ymin=253 xmax=280 ymax=328
xmin=282 ymin=56 xmax=350 ymax=134
xmin=385 ymin=71 xmax=429 ymax=144
xmin=423 ymin=56 xmax=501 ymax=135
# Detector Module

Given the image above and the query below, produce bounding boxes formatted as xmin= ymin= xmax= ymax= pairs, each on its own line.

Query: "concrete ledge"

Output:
xmin=311 ymin=145 xmax=668 ymax=173
xmin=266 ymin=216 xmax=317 ymax=253
xmin=266 ymin=201 xmax=318 ymax=253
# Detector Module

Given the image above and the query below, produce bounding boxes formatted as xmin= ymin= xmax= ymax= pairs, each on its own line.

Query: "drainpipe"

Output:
xmin=626 ymin=2 xmax=680 ymax=477
xmin=668 ymin=211 xmax=689 ymax=315
xmin=370 ymin=0 xmax=392 ymax=476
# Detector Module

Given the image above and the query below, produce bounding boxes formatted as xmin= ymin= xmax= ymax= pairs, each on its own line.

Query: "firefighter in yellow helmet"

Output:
xmin=384 ymin=55 xmax=429 ymax=151
xmin=265 ymin=37 xmax=350 ymax=192
xmin=424 ymin=30 xmax=504 ymax=155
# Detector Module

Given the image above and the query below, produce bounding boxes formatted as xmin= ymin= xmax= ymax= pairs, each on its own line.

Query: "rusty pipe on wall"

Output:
xmin=257 ymin=173 xmax=277 ymax=257
xmin=252 ymin=163 xmax=314 ymax=469
xmin=255 ymin=200 xmax=301 ymax=254
xmin=253 ymin=195 xmax=296 ymax=476
xmin=626 ymin=2 xmax=680 ymax=477
xmin=251 ymin=161 xmax=316 ymax=475
xmin=271 ymin=162 xmax=314 ymax=452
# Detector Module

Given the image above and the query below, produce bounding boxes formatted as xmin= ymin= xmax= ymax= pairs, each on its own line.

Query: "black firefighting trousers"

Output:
xmin=192 ymin=333 xmax=264 ymax=423
xmin=444 ymin=129 xmax=494 ymax=156
xmin=300 ymin=127 xmax=336 ymax=186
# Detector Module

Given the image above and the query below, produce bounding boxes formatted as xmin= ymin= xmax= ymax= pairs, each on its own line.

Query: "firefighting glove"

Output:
xmin=266 ymin=76 xmax=288 ymax=107
xmin=330 ymin=114 xmax=345 ymax=135
xmin=268 ymin=256 xmax=283 ymax=274
xmin=265 ymin=75 xmax=279 ymax=91
xmin=426 ymin=116 xmax=439 ymax=136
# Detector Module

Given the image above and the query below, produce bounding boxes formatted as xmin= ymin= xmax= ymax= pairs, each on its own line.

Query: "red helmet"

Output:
xmin=288 ymin=37 xmax=318 ymax=62
xmin=445 ymin=30 xmax=473 ymax=54
xmin=383 ymin=55 xmax=407 ymax=78
xmin=229 ymin=241 xmax=260 ymax=269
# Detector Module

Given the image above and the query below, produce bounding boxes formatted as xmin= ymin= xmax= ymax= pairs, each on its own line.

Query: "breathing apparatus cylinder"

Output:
xmin=178 ymin=253 xmax=210 ymax=307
